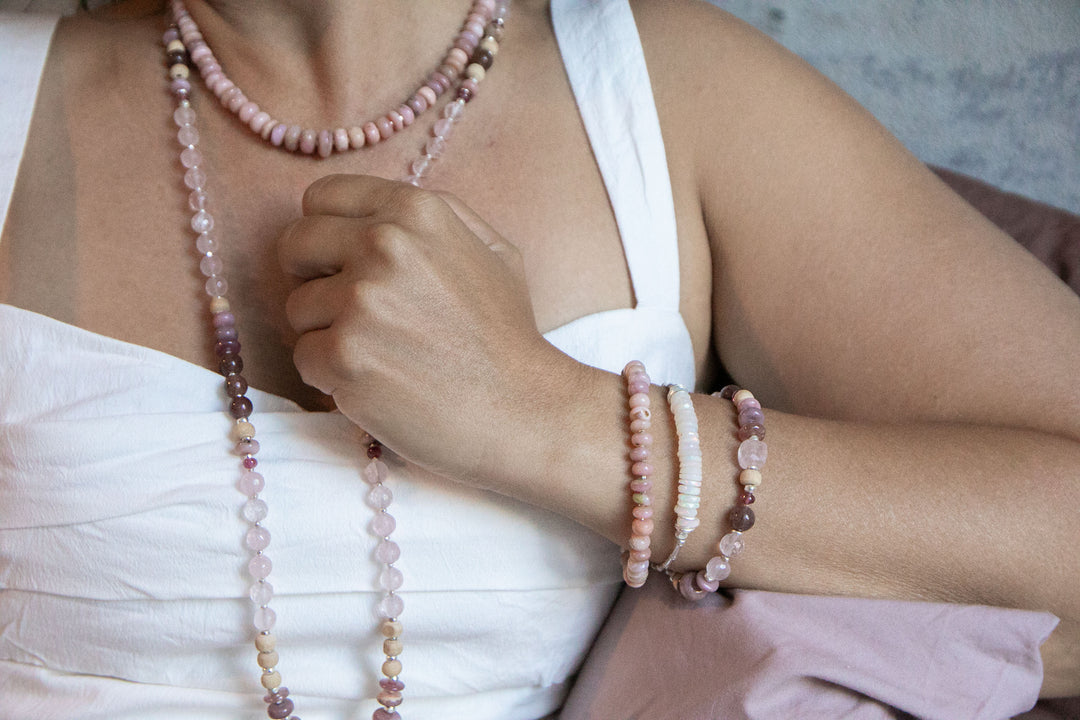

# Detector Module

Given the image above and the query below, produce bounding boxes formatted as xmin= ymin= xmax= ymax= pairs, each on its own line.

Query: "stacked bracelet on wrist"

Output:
xmin=621 ymin=361 xmax=655 ymax=587
xmin=675 ymin=384 xmax=768 ymax=601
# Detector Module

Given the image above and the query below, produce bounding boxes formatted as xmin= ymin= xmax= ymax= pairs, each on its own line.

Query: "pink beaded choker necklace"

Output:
xmin=169 ymin=0 xmax=502 ymax=158
xmin=164 ymin=2 xmax=509 ymax=718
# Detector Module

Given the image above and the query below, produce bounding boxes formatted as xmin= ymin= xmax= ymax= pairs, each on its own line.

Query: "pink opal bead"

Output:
xmin=629 ymin=479 xmax=652 ymax=493
xmin=249 ymin=111 xmax=271 ymax=133
xmin=631 ymin=518 xmax=654 ymax=536
xmin=625 ymin=559 xmax=649 ymax=575
xmin=628 ymin=393 xmax=650 ymax=409
xmin=417 ymin=85 xmax=437 ymax=107
xmin=397 ymin=105 xmax=415 ymax=126
xmin=628 ymin=549 xmax=651 ymax=562
xmin=630 ymin=461 xmax=653 ymax=477
xmin=189 ymin=43 xmax=211 ymax=63
xmin=407 ymin=95 xmax=427 ymax=115
xmin=389 ymin=110 xmax=405 ymax=132
xmin=269 ymin=123 xmax=287 ymax=147
xmin=347 ymin=126 xmax=366 ymax=149
xmin=238 ymin=101 xmax=259 ymax=123
xmin=373 ymin=707 xmax=399 ymax=720
xmin=235 ymin=438 xmax=260 ymax=455
xmin=629 ymin=406 xmax=651 ymax=421
xmin=630 ymin=432 xmax=652 ymax=447
xmin=219 ymin=86 xmax=240 ymax=108
xmin=629 ymin=418 xmax=650 ymax=433
xmin=317 ymin=130 xmax=333 ymax=158
xmin=629 ymin=446 xmax=649 ymax=462
xmin=163 ymin=27 xmax=179 ymax=43
xmin=628 ymin=535 xmax=650 ymax=551
xmin=333 ymin=128 xmax=349 ymax=152
xmin=447 ymin=48 xmax=469 ymax=72
xmin=377 ymin=691 xmax=403 ymax=708
xmin=363 ymin=122 xmax=381 ymax=146
xmin=169 ymin=78 xmax=191 ymax=97
xmin=738 ymin=397 xmax=762 ymax=411
xmin=299 ymin=129 xmax=317 ymax=154
xmin=376 ymin=117 xmax=394 ymax=140
xmin=678 ymin=572 xmax=709 ymax=601
xmin=284 ymin=125 xmax=303 ymax=152
xmin=628 ymin=379 xmax=650 ymax=395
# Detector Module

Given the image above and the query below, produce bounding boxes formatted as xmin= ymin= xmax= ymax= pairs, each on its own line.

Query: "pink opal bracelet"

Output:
xmin=621 ymin=361 xmax=655 ymax=587
xmin=675 ymin=384 xmax=768 ymax=601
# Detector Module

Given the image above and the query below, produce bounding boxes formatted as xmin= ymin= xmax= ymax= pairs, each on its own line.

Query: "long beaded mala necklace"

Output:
xmin=163 ymin=1 xmax=509 ymax=718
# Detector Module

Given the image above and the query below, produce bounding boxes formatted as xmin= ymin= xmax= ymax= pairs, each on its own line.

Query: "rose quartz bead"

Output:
xmin=190 ymin=210 xmax=213 ymax=233
xmin=371 ymin=512 xmax=396 ymax=537
xmin=199 ymin=254 xmax=223 ymax=276
xmin=248 ymin=554 xmax=272 ymax=579
xmin=180 ymin=146 xmax=203 ymax=168
xmin=443 ymin=99 xmax=465 ymax=119
xmin=738 ymin=424 xmax=766 ymax=441
xmin=739 ymin=407 xmax=765 ymax=426
xmin=299 ymin=129 xmax=317 ymax=154
xmin=242 ymin=498 xmax=268 ymax=522
xmin=364 ymin=460 xmax=389 ymax=485
xmin=411 ymin=155 xmax=431 ymax=177
xmin=377 ymin=593 xmax=404 ymax=618
xmin=368 ymin=484 xmax=393 ymax=509
xmin=177 ymin=124 xmax=199 ymax=146
xmin=379 ymin=566 xmax=404 ymax=591
xmin=184 ymin=166 xmax=206 ymax=190
xmin=250 ymin=580 xmax=273 ymax=605
xmin=433 ymin=117 xmax=455 ymax=139
xmin=738 ymin=397 xmax=762 ymax=411
xmin=363 ymin=122 xmax=381 ymax=146
xmin=426 ymin=136 xmax=447 ymax=158
xmin=238 ymin=470 xmax=264 ymax=495
xmin=375 ymin=540 xmax=401 ymax=564
xmin=284 ymin=125 xmax=303 ymax=152
xmin=173 ymin=105 xmax=196 ymax=126
xmin=333 ymin=128 xmax=349 ymax=152
xmin=718 ymin=531 xmax=745 ymax=558
xmin=245 ymin=526 xmax=271 ymax=551
xmin=253 ymin=606 xmax=276 ymax=632
xmin=705 ymin=556 xmax=732 ymax=582
xmin=737 ymin=438 xmax=768 ymax=469
xmin=269 ymin=123 xmax=287 ymax=147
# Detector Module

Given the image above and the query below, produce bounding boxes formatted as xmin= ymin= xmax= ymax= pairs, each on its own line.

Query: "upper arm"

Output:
xmin=641 ymin=0 xmax=1080 ymax=438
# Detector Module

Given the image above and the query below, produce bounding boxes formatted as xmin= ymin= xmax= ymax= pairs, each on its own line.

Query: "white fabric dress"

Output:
xmin=0 ymin=2 xmax=694 ymax=718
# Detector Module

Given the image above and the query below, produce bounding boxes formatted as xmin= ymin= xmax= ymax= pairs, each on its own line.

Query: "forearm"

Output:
xmin=480 ymin=359 xmax=1080 ymax=695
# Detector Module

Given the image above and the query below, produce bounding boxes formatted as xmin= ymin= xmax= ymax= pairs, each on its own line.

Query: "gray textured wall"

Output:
xmin=717 ymin=0 xmax=1080 ymax=214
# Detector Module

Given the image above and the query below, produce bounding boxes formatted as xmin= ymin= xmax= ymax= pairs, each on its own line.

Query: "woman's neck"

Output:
xmin=178 ymin=0 xmax=486 ymax=125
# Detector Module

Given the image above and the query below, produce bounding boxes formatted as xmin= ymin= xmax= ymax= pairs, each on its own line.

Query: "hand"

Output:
xmin=278 ymin=174 xmax=565 ymax=486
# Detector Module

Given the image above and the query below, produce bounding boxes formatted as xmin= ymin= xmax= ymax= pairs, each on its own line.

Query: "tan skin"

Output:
xmin=2 ymin=0 xmax=1078 ymax=701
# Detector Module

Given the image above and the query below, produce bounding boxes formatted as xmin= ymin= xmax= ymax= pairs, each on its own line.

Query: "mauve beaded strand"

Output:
xmin=169 ymin=0 xmax=502 ymax=158
xmin=164 ymin=2 xmax=510 ymax=716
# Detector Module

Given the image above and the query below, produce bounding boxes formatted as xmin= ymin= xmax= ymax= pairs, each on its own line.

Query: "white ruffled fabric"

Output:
xmin=0 ymin=2 xmax=695 ymax=717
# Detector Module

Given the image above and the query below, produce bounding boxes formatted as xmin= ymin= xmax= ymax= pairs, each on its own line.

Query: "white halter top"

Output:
xmin=0 ymin=1 xmax=694 ymax=718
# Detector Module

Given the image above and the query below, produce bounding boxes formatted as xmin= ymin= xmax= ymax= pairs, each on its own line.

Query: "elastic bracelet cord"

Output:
xmin=675 ymin=384 xmax=768 ymax=601
xmin=653 ymin=384 xmax=702 ymax=573
xmin=621 ymin=361 xmax=656 ymax=587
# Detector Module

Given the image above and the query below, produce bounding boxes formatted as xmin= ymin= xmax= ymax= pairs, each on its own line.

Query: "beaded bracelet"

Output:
xmin=653 ymin=384 xmax=703 ymax=572
xmin=621 ymin=361 xmax=656 ymax=587
xmin=675 ymin=384 xmax=768 ymax=601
